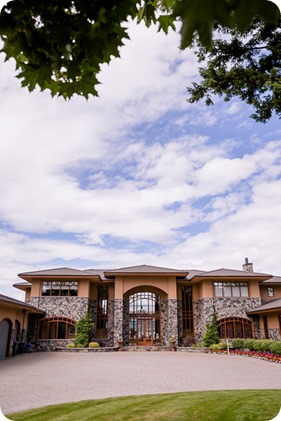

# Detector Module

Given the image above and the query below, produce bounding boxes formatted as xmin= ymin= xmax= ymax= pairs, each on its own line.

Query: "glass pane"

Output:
xmin=49 ymin=322 xmax=57 ymax=339
xmin=214 ymin=283 xmax=223 ymax=297
xmin=232 ymin=285 xmax=240 ymax=296
xmin=224 ymin=285 xmax=232 ymax=297
xmin=240 ymin=285 xmax=249 ymax=297
xmin=57 ymin=322 xmax=66 ymax=339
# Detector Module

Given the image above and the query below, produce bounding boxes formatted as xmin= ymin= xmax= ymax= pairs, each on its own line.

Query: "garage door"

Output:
xmin=0 ymin=319 xmax=11 ymax=359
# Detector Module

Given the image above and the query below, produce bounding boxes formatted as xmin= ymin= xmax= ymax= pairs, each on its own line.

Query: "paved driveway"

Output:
xmin=1 ymin=351 xmax=281 ymax=414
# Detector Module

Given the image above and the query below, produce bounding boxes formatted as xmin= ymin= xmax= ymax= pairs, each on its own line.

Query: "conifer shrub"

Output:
xmin=203 ymin=312 xmax=219 ymax=347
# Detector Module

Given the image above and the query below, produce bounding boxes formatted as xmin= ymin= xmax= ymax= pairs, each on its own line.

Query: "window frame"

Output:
xmin=41 ymin=281 xmax=78 ymax=297
xmin=38 ymin=317 xmax=76 ymax=339
xmin=217 ymin=316 xmax=253 ymax=339
xmin=214 ymin=282 xmax=249 ymax=298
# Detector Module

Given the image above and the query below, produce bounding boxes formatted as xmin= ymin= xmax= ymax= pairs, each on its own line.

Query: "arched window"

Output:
xmin=129 ymin=292 xmax=160 ymax=314
xmin=38 ymin=317 xmax=76 ymax=339
xmin=217 ymin=317 xmax=253 ymax=339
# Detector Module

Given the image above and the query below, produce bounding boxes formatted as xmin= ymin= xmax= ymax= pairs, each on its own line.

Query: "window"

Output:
xmin=42 ymin=281 xmax=78 ymax=297
xmin=38 ymin=317 xmax=76 ymax=339
xmin=214 ymin=282 xmax=249 ymax=297
xmin=182 ymin=286 xmax=194 ymax=336
xmin=129 ymin=292 xmax=160 ymax=314
xmin=217 ymin=317 xmax=253 ymax=339
xmin=267 ymin=287 xmax=274 ymax=297
xmin=96 ymin=286 xmax=108 ymax=339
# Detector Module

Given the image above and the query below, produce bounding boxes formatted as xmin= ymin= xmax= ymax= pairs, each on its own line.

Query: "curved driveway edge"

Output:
xmin=1 ymin=352 xmax=281 ymax=414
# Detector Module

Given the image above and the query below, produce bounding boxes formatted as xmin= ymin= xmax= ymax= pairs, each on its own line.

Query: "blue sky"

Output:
xmin=0 ymin=17 xmax=281 ymax=299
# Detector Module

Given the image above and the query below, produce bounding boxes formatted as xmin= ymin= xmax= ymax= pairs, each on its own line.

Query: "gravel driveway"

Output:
xmin=1 ymin=351 xmax=281 ymax=414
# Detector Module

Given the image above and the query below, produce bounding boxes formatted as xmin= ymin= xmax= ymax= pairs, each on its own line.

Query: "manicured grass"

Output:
xmin=8 ymin=390 xmax=281 ymax=421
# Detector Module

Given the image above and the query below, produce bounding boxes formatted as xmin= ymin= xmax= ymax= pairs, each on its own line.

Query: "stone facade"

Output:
xmin=161 ymin=299 xmax=179 ymax=345
xmin=112 ymin=299 xmax=123 ymax=345
xmin=29 ymin=296 xmax=90 ymax=321
xmin=193 ymin=297 xmax=262 ymax=341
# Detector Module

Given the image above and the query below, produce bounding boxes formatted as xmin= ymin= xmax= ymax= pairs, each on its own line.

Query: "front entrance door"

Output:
xmin=136 ymin=318 xmax=153 ymax=345
xmin=129 ymin=292 xmax=161 ymax=346
xmin=0 ymin=319 xmax=11 ymax=359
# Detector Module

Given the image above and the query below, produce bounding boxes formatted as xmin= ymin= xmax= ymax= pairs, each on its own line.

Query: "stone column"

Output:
xmin=162 ymin=299 xmax=179 ymax=345
xmin=113 ymin=299 xmax=124 ymax=346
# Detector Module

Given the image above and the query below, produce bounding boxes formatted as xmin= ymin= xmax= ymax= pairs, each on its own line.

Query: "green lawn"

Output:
xmin=8 ymin=390 xmax=281 ymax=421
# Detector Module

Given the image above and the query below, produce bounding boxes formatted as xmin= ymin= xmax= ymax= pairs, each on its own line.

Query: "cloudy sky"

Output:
xmin=1 ymin=13 xmax=281 ymax=299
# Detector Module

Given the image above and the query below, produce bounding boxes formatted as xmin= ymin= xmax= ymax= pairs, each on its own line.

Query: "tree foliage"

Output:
xmin=0 ymin=0 xmax=279 ymax=99
xmin=75 ymin=312 xmax=93 ymax=347
xmin=203 ymin=311 xmax=219 ymax=347
xmin=187 ymin=19 xmax=281 ymax=122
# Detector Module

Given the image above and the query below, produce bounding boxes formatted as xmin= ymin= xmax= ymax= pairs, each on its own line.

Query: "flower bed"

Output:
xmin=208 ymin=348 xmax=281 ymax=363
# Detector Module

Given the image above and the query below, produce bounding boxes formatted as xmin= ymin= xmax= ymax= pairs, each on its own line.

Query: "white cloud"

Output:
xmin=0 ymin=20 xmax=281 ymax=299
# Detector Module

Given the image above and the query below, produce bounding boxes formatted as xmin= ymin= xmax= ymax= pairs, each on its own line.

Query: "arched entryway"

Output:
xmin=128 ymin=292 xmax=161 ymax=345
xmin=0 ymin=319 xmax=12 ymax=359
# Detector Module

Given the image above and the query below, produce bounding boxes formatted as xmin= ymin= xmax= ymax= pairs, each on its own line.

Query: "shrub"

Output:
xmin=270 ymin=342 xmax=281 ymax=355
xmin=75 ymin=312 xmax=93 ymax=347
xmin=75 ymin=343 xmax=85 ymax=348
xmin=183 ymin=336 xmax=196 ymax=347
xmin=88 ymin=342 xmax=100 ymax=348
xmin=243 ymin=339 xmax=255 ymax=350
xmin=67 ymin=343 xmax=75 ymax=349
xmin=218 ymin=341 xmax=227 ymax=350
xmin=232 ymin=339 xmax=245 ymax=350
xmin=260 ymin=340 xmax=275 ymax=352
xmin=252 ymin=340 xmax=263 ymax=351
xmin=203 ymin=312 xmax=219 ymax=347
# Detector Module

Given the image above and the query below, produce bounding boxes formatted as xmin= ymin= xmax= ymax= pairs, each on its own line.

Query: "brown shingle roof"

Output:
xmin=0 ymin=294 xmax=44 ymax=313
xmin=18 ymin=267 xmax=90 ymax=276
xmin=104 ymin=264 xmax=188 ymax=276
xmin=193 ymin=268 xmax=271 ymax=279
xmin=248 ymin=298 xmax=281 ymax=314
xmin=261 ymin=276 xmax=281 ymax=284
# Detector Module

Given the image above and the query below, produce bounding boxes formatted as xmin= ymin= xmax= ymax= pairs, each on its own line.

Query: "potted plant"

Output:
xmin=170 ymin=335 xmax=177 ymax=351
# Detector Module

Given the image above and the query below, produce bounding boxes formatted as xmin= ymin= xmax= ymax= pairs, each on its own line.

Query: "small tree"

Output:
xmin=203 ymin=312 xmax=219 ymax=347
xmin=75 ymin=312 xmax=93 ymax=347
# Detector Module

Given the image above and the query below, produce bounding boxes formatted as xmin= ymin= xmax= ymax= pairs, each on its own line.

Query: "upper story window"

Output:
xmin=267 ymin=287 xmax=274 ymax=297
xmin=42 ymin=281 xmax=78 ymax=297
xmin=214 ymin=282 xmax=249 ymax=297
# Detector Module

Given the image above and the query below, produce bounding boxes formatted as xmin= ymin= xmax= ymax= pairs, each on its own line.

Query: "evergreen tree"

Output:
xmin=203 ymin=311 xmax=219 ymax=347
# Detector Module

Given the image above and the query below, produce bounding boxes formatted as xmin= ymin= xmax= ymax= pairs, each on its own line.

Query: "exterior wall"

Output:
xmin=114 ymin=275 xmax=177 ymax=298
xmin=259 ymin=313 xmax=281 ymax=341
xmin=0 ymin=304 xmax=30 ymax=357
xmin=193 ymin=297 xmax=262 ymax=341
xmin=260 ymin=285 xmax=281 ymax=300
xmin=29 ymin=296 xmax=89 ymax=320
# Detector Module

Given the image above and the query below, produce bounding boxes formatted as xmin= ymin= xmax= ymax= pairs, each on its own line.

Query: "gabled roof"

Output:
xmin=248 ymin=298 xmax=281 ymax=314
xmin=0 ymin=294 xmax=44 ymax=313
xmin=192 ymin=268 xmax=271 ymax=280
xmin=104 ymin=264 xmax=188 ymax=277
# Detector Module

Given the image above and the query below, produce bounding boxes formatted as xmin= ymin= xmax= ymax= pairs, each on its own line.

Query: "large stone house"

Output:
xmin=8 ymin=258 xmax=281 ymax=351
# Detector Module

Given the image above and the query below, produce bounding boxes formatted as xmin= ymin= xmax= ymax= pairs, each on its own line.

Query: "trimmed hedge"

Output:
xmin=231 ymin=339 xmax=281 ymax=355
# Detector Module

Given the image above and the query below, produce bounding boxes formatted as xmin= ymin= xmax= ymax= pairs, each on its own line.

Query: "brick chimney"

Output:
xmin=243 ymin=257 xmax=253 ymax=272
